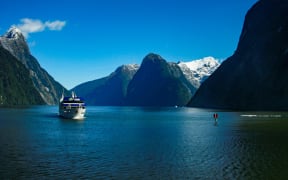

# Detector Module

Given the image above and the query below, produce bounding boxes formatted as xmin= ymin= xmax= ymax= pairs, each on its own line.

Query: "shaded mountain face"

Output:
xmin=72 ymin=64 xmax=139 ymax=105
xmin=0 ymin=46 xmax=44 ymax=105
xmin=189 ymin=0 xmax=288 ymax=110
xmin=126 ymin=53 xmax=197 ymax=106
xmin=72 ymin=55 xmax=219 ymax=106
xmin=0 ymin=27 xmax=68 ymax=105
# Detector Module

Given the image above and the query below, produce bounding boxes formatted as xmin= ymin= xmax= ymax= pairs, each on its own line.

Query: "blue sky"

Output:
xmin=0 ymin=0 xmax=258 ymax=89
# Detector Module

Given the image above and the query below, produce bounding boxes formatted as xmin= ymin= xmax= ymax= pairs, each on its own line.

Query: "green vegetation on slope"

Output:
xmin=0 ymin=46 xmax=44 ymax=106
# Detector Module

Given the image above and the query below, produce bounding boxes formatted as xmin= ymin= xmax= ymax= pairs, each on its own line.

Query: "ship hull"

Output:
xmin=59 ymin=107 xmax=86 ymax=120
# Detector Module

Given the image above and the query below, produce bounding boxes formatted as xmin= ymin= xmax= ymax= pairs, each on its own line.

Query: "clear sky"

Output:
xmin=0 ymin=0 xmax=258 ymax=89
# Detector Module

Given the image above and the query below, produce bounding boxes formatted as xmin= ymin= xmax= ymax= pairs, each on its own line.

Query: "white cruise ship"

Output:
xmin=59 ymin=92 xmax=86 ymax=119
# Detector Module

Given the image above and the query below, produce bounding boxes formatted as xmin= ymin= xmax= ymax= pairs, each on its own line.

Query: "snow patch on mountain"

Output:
xmin=3 ymin=27 xmax=24 ymax=39
xmin=178 ymin=57 xmax=220 ymax=88
xmin=0 ymin=27 xmax=30 ymax=63
xmin=123 ymin=64 xmax=140 ymax=71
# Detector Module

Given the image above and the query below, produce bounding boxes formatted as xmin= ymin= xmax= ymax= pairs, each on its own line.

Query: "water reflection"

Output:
xmin=224 ymin=113 xmax=288 ymax=179
xmin=0 ymin=107 xmax=288 ymax=178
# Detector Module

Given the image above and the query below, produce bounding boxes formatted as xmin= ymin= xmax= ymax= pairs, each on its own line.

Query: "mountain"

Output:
xmin=0 ymin=27 xmax=68 ymax=105
xmin=125 ymin=53 xmax=197 ymax=106
xmin=72 ymin=64 xmax=139 ymax=105
xmin=178 ymin=57 xmax=220 ymax=88
xmin=72 ymin=54 xmax=218 ymax=106
xmin=188 ymin=0 xmax=288 ymax=110
xmin=0 ymin=46 xmax=44 ymax=105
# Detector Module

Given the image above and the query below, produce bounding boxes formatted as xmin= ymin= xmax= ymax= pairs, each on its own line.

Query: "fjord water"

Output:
xmin=0 ymin=106 xmax=288 ymax=179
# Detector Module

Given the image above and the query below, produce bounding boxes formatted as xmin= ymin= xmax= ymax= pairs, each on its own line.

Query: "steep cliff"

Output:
xmin=189 ymin=0 xmax=288 ymax=110
xmin=0 ymin=27 xmax=68 ymax=104
xmin=0 ymin=46 xmax=44 ymax=105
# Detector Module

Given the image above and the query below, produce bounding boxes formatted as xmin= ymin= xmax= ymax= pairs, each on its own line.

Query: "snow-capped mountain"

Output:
xmin=0 ymin=27 xmax=30 ymax=65
xmin=3 ymin=27 xmax=23 ymax=39
xmin=72 ymin=55 xmax=219 ymax=106
xmin=178 ymin=57 xmax=220 ymax=88
xmin=0 ymin=27 xmax=68 ymax=105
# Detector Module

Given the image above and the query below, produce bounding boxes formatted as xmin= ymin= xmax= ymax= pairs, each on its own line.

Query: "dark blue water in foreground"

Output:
xmin=0 ymin=106 xmax=288 ymax=179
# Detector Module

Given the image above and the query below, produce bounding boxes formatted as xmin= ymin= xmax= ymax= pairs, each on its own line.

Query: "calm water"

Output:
xmin=0 ymin=106 xmax=288 ymax=179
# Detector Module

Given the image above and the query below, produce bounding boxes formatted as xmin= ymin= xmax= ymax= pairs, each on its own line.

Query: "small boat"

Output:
xmin=59 ymin=92 xmax=86 ymax=119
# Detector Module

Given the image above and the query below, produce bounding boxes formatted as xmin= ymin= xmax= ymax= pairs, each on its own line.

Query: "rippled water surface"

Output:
xmin=0 ymin=106 xmax=288 ymax=179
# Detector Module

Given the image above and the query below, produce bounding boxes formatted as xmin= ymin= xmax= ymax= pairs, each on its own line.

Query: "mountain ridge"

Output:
xmin=72 ymin=54 xmax=220 ymax=106
xmin=73 ymin=64 xmax=139 ymax=105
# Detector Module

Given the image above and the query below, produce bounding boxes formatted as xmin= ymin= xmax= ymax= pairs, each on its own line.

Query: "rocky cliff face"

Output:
xmin=0 ymin=27 xmax=31 ymax=66
xmin=73 ymin=64 xmax=139 ymax=105
xmin=188 ymin=0 xmax=288 ymax=110
xmin=0 ymin=46 xmax=44 ymax=105
xmin=0 ymin=27 xmax=68 ymax=105
xmin=126 ymin=53 xmax=197 ymax=106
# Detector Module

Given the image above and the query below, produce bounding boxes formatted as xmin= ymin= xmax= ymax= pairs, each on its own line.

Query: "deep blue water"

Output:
xmin=0 ymin=106 xmax=288 ymax=179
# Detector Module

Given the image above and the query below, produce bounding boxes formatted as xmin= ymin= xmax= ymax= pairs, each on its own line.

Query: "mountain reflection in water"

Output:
xmin=0 ymin=106 xmax=287 ymax=179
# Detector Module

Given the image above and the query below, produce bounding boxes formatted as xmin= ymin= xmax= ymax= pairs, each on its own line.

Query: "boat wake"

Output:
xmin=240 ymin=114 xmax=282 ymax=118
